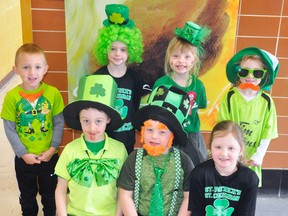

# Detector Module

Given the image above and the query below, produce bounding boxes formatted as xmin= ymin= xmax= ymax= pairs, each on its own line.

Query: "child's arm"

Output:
xmin=3 ymin=120 xmax=41 ymax=164
xmin=118 ymin=188 xmax=138 ymax=216
xmin=178 ymin=191 xmax=191 ymax=216
xmin=55 ymin=177 xmax=68 ymax=216
xmin=38 ymin=112 xmax=64 ymax=162
xmin=247 ymin=139 xmax=271 ymax=166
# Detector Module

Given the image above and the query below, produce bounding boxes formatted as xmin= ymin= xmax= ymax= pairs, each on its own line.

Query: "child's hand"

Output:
xmin=37 ymin=147 xmax=56 ymax=162
xmin=246 ymin=159 xmax=260 ymax=167
xmin=21 ymin=153 xmax=41 ymax=164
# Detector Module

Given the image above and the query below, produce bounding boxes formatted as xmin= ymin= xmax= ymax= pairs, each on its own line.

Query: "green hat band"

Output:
xmin=77 ymin=75 xmax=117 ymax=108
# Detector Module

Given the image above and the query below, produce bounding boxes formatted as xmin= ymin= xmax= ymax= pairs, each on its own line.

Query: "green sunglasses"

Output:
xmin=237 ymin=67 xmax=267 ymax=79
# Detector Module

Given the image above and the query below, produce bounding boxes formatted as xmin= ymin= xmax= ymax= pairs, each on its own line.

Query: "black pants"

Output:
xmin=15 ymin=154 xmax=58 ymax=216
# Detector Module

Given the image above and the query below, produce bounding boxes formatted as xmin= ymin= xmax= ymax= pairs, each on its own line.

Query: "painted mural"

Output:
xmin=64 ymin=0 xmax=239 ymax=130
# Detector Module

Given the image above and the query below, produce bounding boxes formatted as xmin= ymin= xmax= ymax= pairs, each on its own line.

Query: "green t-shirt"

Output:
xmin=1 ymin=82 xmax=64 ymax=154
xmin=153 ymin=74 xmax=207 ymax=133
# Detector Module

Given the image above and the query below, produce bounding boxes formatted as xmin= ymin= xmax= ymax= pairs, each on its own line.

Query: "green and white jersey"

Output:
xmin=218 ymin=87 xmax=278 ymax=183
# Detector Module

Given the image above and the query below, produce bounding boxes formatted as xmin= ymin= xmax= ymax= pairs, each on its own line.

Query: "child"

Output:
xmin=218 ymin=47 xmax=279 ymax=186
xmin=153 ymin=21 xmax=211 ymax=166
xmin=54 ymin=75 xmax=128 ymax=216
xmin=93 ymin=4 xmax=145 ymax=154
xmin=188 ymin=120 xmax=259 ymax=215
xmin=117 ymin=85 xmax=194 ymax=216
xmin=1 ymin=43 xmax=65 ymax=216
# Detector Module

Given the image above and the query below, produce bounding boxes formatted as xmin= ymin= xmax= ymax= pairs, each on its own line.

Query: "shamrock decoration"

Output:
xmin=155 ymin=88 xmax=165 ymax=96
xmin=115 ymin=99 xmax=128 ymax=119
xmin=205 ymin=199 xmax=234 ymax=216
xmin=90 ymin=83 xmax=106 ymax=97
xmin=109 ymin=12 xmax=124 ymax=25
xmin=183 ymin=98 xmax=190 ymax=110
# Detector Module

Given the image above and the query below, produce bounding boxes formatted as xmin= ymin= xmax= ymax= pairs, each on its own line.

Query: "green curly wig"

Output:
xmin=93 ymin=25 xmax=144 ymax=66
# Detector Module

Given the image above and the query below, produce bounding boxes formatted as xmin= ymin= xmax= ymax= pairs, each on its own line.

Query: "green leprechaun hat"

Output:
xmin=226 ymin=47 xmax=279 ymax=90
xmin=63 ymin=75 xmax=123 ymax=131
xmin=103 ymin=4 xmax=135 ymax=28
xmin=132 ymin=85 xmax=190 ymax=145
xmin=174 ymin=21 xmax=211 ymax=56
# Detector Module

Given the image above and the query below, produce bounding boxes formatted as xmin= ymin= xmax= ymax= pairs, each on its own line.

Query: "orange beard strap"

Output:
xmin=238 ymin=83 xmax=260 ymax=91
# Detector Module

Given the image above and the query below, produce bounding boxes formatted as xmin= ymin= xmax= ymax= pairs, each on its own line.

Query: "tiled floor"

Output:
xmin=0 ymin=75 xmax=287 ymax=216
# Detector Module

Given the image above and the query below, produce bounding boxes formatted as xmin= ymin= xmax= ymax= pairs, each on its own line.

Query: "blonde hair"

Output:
xmin=164 ymin=37 xmax=200 ymax=76
xmin=15 ymin=43 xmax=47 ymax=66
xmin=208 ymin=120 xmax=246 ymax=162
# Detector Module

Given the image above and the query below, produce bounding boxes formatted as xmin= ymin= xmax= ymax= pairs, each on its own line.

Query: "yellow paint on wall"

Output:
xmin=0 ymin=0 xmax=23 ymax=81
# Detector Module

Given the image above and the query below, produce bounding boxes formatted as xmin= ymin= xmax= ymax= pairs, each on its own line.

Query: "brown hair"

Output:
xmin=15 ymin=43 xmax=47 ymax=66
xmin=164 ymin=37 xmax=200 ymax=76
xmin=208 ymin=120 xmax=246 ymax=162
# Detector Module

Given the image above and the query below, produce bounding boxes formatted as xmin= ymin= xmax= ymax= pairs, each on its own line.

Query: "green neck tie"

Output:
xmin=149 ymin=153 xmax=170 ymax=216
xmin=149 ymin=167 xmax=164 ymax=216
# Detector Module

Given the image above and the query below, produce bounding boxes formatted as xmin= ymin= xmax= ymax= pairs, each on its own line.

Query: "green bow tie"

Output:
xmin=67 ymin=158 xmax=120 ymax=187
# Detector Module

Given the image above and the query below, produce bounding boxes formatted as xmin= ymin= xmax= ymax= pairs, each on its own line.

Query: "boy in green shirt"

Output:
xmin=1 ymin=43 xmax=65 ymax=216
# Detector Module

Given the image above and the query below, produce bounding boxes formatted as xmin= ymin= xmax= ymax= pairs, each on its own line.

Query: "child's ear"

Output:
xmin=107 ymin=118 xmax=111 ymax=124
xmin=13 ymin=66 xmax=18 ymax=74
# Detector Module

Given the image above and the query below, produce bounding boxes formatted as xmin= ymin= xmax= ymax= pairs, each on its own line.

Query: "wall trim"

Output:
xmin=0 ymin=71 xmax=15 ymax=92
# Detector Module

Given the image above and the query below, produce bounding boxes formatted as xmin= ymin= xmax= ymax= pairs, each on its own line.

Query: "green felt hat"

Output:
xmin=133 ymin=85 xmax=190 ymax=146
xmin=226 ymin=47 xmax=279 ymax=90
xmin=63 ymin=75 xmax=123 ymax=131
xmin=174 ymin=21 xmax=211 ymax=56
xmin=103 ymin=4 xmax=135 ymax=28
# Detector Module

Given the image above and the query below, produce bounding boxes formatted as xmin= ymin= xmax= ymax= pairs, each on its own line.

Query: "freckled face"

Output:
xmin=169 ymin=49 xmax=195 ymax=75
xmin=79 ymin=108 xmax=110 ymax=142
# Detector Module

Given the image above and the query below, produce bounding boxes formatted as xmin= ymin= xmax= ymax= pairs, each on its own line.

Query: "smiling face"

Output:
xmin=14 ymin=53 xmax=48 ymax=91
xmin=108 ymin=41 xmax=128 ymax=66
xmin=169 ymin=49 xmax=195 ymax=76
xmin=211 ymin=132 xmax=242 ymax=176
xmin=79 ymin=108 xmax=111 ymax=142
xmin=141 ymin=120 xmax=174 ymax=156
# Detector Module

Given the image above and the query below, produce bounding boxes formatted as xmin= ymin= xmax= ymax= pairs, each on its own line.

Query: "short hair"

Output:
xmin=15 ymin=43 xmax=47 ymax=66
xmin=93 ymin=25 xmax=144 ymax=66
xmin=164 ymin=37 xmax=200 ymax=76
xmin=208 ymin=120 xmax=246 ymax=162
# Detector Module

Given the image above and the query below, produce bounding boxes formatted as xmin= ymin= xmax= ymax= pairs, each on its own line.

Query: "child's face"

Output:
xmin=239 ymin=59 xmax=263 ymax=86
xmin=211 ymin=132 xmax=242 ymax=176
xmin=169 ymin=49 xmax=195 ymax=75
xmin=79 ymin=108 xmax=110 ymax=142
xmin=108 ymin=41 xmax=128 ymax=67
xmin=142 ymin=120 xmax=173 ymax=155
xmin=14 ymin=53 xmax=48 ymax=90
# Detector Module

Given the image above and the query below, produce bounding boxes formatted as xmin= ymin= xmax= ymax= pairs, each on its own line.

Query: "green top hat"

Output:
xmin=132 ymin=85 xmax=190 ymax=146
xmin=174 ymin=21 xmax=211 ymax=52
xmin=226 ymin=47 xmax=279 ymax=90
xmin=63 ymin=75 xmax=124 ymax=131
xmin=103 ymin=4 xmax=135 ymax=28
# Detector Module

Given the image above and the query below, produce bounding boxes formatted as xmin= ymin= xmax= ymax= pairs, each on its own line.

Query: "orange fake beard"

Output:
xmin=140 ymin=120 xmax=174 ymax=156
